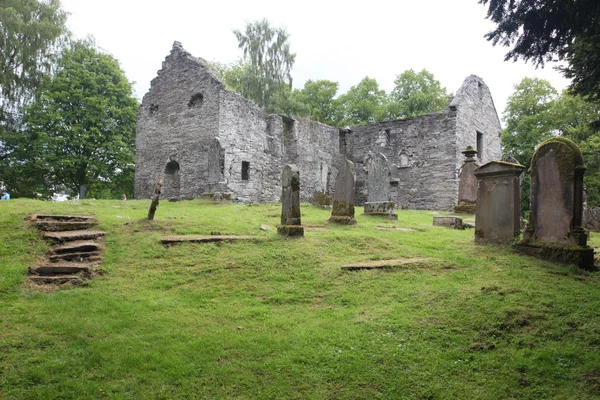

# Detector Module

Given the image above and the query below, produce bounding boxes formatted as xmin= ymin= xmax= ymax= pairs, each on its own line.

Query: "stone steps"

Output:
xmin=28 ymin=214 xmax=105 ymax=287
xmin=41 ymin=230 xmax=105 ymax=243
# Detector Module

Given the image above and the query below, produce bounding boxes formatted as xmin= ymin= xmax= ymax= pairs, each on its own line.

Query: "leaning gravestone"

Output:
xmin=277 ymin=165 xmax=304 ymax=237
xmin=473 ymin=161 xmax=525 ymax=243
xmin=455 ymin=146 xmax=479 ymax=213
xmin=517 ymin=137 xmax=594 ymax=269
xmin=329 ymin=159 xmax=356 ymax=225
xmin=364 ymin=153 xmax=397 ymax=218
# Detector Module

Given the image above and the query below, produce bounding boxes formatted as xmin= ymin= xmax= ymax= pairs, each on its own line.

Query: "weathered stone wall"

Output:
xmin=347 ymin=111 xmax=458 ymax=211
xmin=450 ymin=75 xmax=502 ymax=168
xmin=135 ymin=42 xmax=224 ymax=199
xmin=135 ymin=44 xmax=502 ymax=211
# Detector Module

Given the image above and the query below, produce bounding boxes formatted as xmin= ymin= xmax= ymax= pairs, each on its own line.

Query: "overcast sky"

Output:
xmin=60 ymin=0 xmax=570 ymax=123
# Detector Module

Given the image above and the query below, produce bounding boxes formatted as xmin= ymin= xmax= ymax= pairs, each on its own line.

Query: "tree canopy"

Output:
xmin=501 ymin=77 xmax=600 ymax=208
xmin=0 ymin=0 xmax=68 ymax=123
xmin=336 ymin=77 xmax=388 ymax=126
xmin=479 ymin=0 xmax=600 ymax=100
xmin=233 ymin=19 xmax=296 ymax=113
xmin=388 ymin=69 xmax=450 ymax=119
xmin=2 ymin=40 xmax=138 ymax=199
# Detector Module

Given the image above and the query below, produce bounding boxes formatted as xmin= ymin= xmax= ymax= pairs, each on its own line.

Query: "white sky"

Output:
xmin=60 ymin=0 xmax=570 ymax=123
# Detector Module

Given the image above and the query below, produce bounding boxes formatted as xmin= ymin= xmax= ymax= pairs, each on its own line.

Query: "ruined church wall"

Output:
xmin=284 ymin=117 xmax=343 ymax=202
xmin=217 ymin=90 xmax=274 ymax=203
xmin=347 ymin=111 xmax=459 ymax=211
xmin=135 ymin=45 xmax=224 ymax=199
xmin=451 ymin=76 xmax=502 ymax=167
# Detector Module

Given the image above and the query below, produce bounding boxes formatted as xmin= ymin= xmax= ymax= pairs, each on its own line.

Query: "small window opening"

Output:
xmin=385 ymin=129 xmax=391 ymax=146
xmin=188 ymin=93 xmax=204 ymax=108
xmin=476 ymin=131 xmax=483 ymax=159
xmin=241 ymin=161 xmax=250 ymax=181
xmin=149 ymin=104 xmax=159 ymax=115
xmin=477 ymin=82 xmax=483 ymax=100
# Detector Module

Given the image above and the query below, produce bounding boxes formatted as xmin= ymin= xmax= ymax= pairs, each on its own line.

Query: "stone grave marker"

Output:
xmin=517 ymin=137 xmax=594 ymax=269
xmin=455 ymin=146 xmax=479 ymax=213
xmin=330 ymin=159 xmax=357 ymax=224
xmin=277 ymin=165 xmax=304 ymax=237
xmin=473 ymin=161 xmax=525 ymax=243
xmin=364 ymin=152 xmax=397 ymax=218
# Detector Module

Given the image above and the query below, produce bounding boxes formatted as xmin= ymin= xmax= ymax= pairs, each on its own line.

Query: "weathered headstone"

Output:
xmin=364 ymin=153 xmax=397 ymax=219
xmin=277 ymin=165 xmax=304 ymax=237
xmin=330 ymin=160 xmax=356 ymax=224
xmin=455 ymin=146 xmax=479 ymax=213
xmin=517 ymin=137 xmax=594 ymax=269
xmin=147 ymin=178 xmax=163 ymax=221
xmin=586 ymin=206 xmax=600 ymax=232
xmin=473 ymin=161 xmax=525 ymax=243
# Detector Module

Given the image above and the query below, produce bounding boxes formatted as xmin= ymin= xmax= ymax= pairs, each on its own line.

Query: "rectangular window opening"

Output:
xmin=241 ymin=161 xmax=250 ymax=181
xmin=385 ymin=129 xmax=391 ymax=146
xmin=476 ymin=131 xmax=483 ymax=160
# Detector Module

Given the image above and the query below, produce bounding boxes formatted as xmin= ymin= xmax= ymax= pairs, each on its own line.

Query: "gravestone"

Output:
xmin=329 ymin=160 xmax=356 ymax=224
xmin=586 ymin=206 xmax=600 ymax=232
xmin=364 ymin=153 xmax=397 ymax=218
xmin=473 ymin=161 xmax=525 ymax=243
xmin=517 ymin=137 xmax=594 ymax=269
xmin=277 ymin=165 xmax=304 ymax=237
xmin=455 ymin=146 xmax=479 ymax=213
xmin=433 ymin=216 xmax=464 ymax=229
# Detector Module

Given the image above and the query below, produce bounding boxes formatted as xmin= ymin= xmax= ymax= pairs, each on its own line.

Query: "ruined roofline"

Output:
xmin=347 ymin=108 xmax=452 ymax=131
xmin=449 ymin=75 xmax=501 ymax=127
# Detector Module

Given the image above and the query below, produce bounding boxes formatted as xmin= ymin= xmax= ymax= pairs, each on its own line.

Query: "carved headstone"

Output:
xmin=277 ymin=165 xmax=304 ymax=237
xmin=330 ymin=160 xmax=356 ymax=224
xmin=364 ymin=153 xmax=397 ymax=218
xmin=517 ymin=137 xmax=594 ymax=269
xmin=473 ymin=161 xmax=525 ymax=243
xmin=455 ymin=146 xmax=479 ymax=213
xmin=586 ymin=206 xmax=600 ymax=232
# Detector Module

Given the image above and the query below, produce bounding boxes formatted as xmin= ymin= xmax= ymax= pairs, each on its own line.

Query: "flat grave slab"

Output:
xmin=376 ymin=227 xmax=417 ymax=232
xmin=161 ymin=235 xmax=260 ymax=245
xmin=341 ymin=257 xmax=430 ymax=271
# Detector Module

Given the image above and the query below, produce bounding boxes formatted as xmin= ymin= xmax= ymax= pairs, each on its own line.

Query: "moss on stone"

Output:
xmin=332 ymin=200 xmax=354 ymax=217
xmin=530 ymin=136 xmax=585 ymax=177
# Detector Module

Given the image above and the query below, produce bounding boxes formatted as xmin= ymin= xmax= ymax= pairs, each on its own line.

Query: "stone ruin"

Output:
xmin=135 ymin=42 xmax=502 ymax=210
xmin=329 ymin=160 xmax=357 ymax=224
xmin=278 ymin=165 xmax=304 ymax=237
xmin=473 ymin=161 xmax=525 ymax=244
xmin=516 ymin=137 xmax=595 ymax=269
xmin=364 ymin=152 xmax=397 ymax=218
xmin=455 ymin=146 xmax=479 ymax=213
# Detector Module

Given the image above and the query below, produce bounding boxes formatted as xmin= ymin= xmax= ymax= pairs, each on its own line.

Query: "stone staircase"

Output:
xmin=28 ymin=214 xmax=105 ymax=286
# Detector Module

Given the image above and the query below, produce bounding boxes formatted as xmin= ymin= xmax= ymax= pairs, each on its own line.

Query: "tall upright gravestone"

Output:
xmin=277 ymin=165 xmax=304 ymax=237
xmin=364 ymin=153 xmax=397 ymax=218
xmin=473 ymin=161 xmax=525 ymax=243
xmin=330 ymin=160 xmax=357 ymax=225
xmin=455 ymin=146 xmax=479 ymax=213
xmin=517 ymin=137 xmax=594 ymax=269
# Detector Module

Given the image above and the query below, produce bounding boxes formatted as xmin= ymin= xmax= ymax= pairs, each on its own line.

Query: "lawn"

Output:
xmin=1 ymin=198 xmax=599 ymax=399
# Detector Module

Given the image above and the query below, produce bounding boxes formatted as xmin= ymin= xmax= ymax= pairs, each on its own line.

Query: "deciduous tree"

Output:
xmin=4 ymin=40 xmax=138 ymax=199
xmin=388 ymin=69 xmax=450 ymax=119
xmin=336 ymin=77 xmax=388 ymax=126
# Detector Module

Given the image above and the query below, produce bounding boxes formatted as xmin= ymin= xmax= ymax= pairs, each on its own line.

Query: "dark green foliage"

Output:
xmin=3 ymin=40 xmax=138 ymax=199
xmin=479 ymin=0 xmax=600 ymax=100
xmin=336 ymin=77 xmax=388 ymax=126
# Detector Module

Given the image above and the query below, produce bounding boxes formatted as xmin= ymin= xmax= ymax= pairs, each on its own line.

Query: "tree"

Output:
xmin=336 ymin=77 xmax=388 ymax=126
xmin=6 ymin=40 xmax=138 ymax=199
xmin=233 ymin=19 xmax=296 ymax=113
xmin=296 ymin=80 xmax=340 ymax=125
xmin=387 ymin=69 xmax=450 ymax=119
xmin=0 ymin=0 xmax=68 ymax=125
xmin=479 ymin=0 xmax=600 ymax=100
xmin=209 ymin=59 xmax=248 ymax=93
xmin=501 ymin=77 xmax=600 ymax=210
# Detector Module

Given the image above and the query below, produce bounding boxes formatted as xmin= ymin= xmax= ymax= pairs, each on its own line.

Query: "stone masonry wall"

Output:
xmin=450 ymin=75 xmax=502 ymax=168
xmin=347 ymin=111 xmax=459 ymax=211
xmin=135 ymin=42 xmax=224 ymax=199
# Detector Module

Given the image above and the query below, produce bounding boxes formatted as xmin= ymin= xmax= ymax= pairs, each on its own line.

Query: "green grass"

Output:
xmin=1 ymin=198 xmax=599 ymax=399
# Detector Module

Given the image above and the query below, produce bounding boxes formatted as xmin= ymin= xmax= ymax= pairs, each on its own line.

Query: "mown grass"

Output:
xmin=1 ymin=198 xmax=599 ymax=399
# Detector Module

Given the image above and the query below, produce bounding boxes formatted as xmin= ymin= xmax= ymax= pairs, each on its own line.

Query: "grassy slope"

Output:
xmin=0 ymin=199 xmax=599 ymax=399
